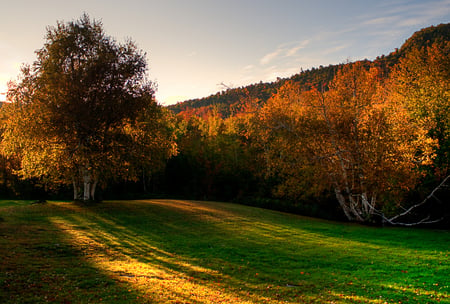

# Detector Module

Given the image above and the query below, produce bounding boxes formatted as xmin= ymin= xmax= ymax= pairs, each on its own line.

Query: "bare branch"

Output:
xmin=382 ymin=215 xmax=444 ymax=227
xmin=388 ymin=175 xmax=450 ymax=223
xmin=217 ymin=82 xmax=233 ymax=91
xmin=368 ymin=175 xmax=450 ymax=226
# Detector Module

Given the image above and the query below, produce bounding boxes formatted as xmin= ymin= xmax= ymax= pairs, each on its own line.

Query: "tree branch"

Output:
xmin=375 ymin=175 xmax=450 ymax=226
xmin=388 ymin=175 xmax=450 ymax=223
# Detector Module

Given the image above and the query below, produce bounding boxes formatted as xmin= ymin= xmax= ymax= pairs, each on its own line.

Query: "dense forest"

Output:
xmin=166 ymin=23 xmax=450 ymax=226
xmin=1 ymin=20 xmax=449 ymax=227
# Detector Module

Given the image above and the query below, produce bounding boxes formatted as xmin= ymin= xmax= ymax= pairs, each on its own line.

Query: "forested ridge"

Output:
xmin=169 ymin=23 xmax=450 ymax=118
xmin=164 ymin=23 xmax=450 ymax=226
xmin=1 ymin=20 xmax=449 ymax=226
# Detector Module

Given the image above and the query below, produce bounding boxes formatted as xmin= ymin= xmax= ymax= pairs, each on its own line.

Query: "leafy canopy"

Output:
xmin=1 ymin=14 xmax=173 ymax=199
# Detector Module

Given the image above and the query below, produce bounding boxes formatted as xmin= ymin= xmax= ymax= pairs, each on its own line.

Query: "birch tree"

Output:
xmin=259 ymin=62 xmax=436 ymax=223
xmin=1 ymin=14 xmax=173 ymax=201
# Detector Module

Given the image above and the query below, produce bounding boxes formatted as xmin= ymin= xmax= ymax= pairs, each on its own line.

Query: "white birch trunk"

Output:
xmin=361 ymin=192 xmax=374 ymax=217
xmin=83 ymin=182 xmax=90 ymax=201
xmin=90 ymin=180 xmax=97 ymax=201
xmin=334 ymin=188 xmax=354 ymax=220
xmin=83 ymin=168 xmax=91 ymax=201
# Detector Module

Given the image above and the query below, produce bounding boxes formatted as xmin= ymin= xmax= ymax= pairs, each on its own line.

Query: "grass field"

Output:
xmin=0 ymin=199 xmax=448 ymax=303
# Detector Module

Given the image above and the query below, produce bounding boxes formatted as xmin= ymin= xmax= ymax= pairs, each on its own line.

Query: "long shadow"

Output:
xmin=0 ymin=202 xmax=147 ymax=303
xmin=49 ymin=199 xmax=449 ymax=303
xmin=3 ymin=199 xmax=442 ymax=303
xmin=50 ymin=201 xmax=266 ymax=303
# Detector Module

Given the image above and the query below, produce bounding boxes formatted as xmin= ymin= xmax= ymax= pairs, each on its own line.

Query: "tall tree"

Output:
xmin=259 ymin=62 xmax=436 ymax=223
xmin=391 ymin=41 xmax=450 ymax=177
xmin=1 ymin=14 xmax=174 ymax=201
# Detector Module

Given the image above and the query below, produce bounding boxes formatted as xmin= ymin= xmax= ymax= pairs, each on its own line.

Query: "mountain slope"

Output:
xmin=167 ymin=23 xmax=450 ymax=118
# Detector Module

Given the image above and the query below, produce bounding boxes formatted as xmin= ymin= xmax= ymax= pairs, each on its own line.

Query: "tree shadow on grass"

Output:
xmin=2 ymin=200 xmax=446 ymax=303
xmin=48 ymin=201 xmax=270 ymax=303
xmin=0 ymin=203 xmax=145 ymax=304
xmin=43 ymin=199 xmax=449 ymax=303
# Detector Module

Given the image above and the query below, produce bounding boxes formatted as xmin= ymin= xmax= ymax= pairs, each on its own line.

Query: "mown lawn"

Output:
xmin=0 ymin=199 xmax=448 ymax=303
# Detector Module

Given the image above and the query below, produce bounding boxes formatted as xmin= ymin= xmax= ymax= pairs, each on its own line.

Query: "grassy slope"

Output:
xmin=0 ymin=199 xmax=448 ymax=303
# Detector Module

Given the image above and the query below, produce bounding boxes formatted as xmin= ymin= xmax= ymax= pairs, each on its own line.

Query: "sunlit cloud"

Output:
xmin=369 ymin=0 xmax=450 ymax=28
xmin=322 ymin=43 xmax=350 ymax=55
xmin=260 ymin=49 xmax=282 ymax=65
xmin=285 ymin=40 xmax=310 ymax=57
xmin=260 ymin=40 xmax=311 ymax=65
xmin=285 ymin=46 xmax=303 ymax=57
xmin=363 ymin=16 xmax=400 ymax=26
xmin=398 ymin=18 xmax=427 ymax=27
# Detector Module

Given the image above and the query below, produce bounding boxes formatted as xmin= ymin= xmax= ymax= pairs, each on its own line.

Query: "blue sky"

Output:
xmin=1 ymin=0 xmax=449 ymax=104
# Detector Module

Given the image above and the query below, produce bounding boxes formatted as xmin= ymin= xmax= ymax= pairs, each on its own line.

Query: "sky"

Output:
xmin=1 ymin=0 xmax=449 ymax=105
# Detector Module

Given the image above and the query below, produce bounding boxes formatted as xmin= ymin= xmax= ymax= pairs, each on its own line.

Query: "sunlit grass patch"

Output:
xmin=50 ymin=214 xmax=259 ymax=303
xmin=0 ymin=199 xmax=449 ymax=303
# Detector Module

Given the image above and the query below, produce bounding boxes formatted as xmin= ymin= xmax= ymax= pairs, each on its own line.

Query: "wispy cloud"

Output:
xmin=241 ymin=0 xmax=450 ymax=90
xmin=336 ymin=0 xmax=450 ymax=59
xmin=286 ymin=40 xmax=310 ymax=57
xmin=363 ymin=16 xmax=400 ymax=26
xmin=260 ymin=40 xmax=310 ymax=65
xmin=322 ymin=43 xmax=350 ymax=55
xmin=260 ymin=49 xmax=283 ymax=65
xmin=364 ymin=0 xmax=450 ymax=29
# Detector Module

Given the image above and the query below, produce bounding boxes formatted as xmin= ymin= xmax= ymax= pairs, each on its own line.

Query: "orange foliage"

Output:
xmin=258 ymin=62 xmax=436 ymax=221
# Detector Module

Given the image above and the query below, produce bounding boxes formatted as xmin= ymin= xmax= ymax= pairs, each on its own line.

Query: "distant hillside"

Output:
xmin=167 ymin=64 xmax=342 ymax=118
xmin=168 ymin=23 xmax=450 ymax=118
xmin=167 ymin=64 xmax=345 ymax=118
xmin=400 ymin=23 xmax=450 ymax=53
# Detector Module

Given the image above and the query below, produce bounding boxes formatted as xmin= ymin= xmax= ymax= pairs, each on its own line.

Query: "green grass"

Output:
xmin=0 ymin=199 xmax=448 ymax=303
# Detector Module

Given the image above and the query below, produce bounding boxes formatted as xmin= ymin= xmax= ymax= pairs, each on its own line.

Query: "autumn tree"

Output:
xmin=259 ymin=62 xmax=436 ymax=223
xmin=164 ymin=101 xmax=262 ymax=201
xmin=0 ymin=14 xmax=175 ymax=201
xmin=392 ymin=41 xmax=450 ymax=177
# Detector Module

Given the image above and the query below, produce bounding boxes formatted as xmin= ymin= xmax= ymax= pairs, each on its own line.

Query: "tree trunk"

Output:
xmin=83 ymin=168 xmax=92 ymax=201
xmin=90 ymin=180 xmax=97 ymax=201
xmin=83 ymin=182 xmax=90 ymax=201
xmin=73 ymin=179 xmax=79 ymax=201
xmin=72 ymin=169 xmax=97 ymax=202
xmin=142 ymin=167 xmax=147 ymax=192
xmin=361 ymin=192 xmax=375 ymax=217
xmin=334 ymin=187 xmax=354 ymax=221
xmin=334 ymin=187 xmax=370 ymax=222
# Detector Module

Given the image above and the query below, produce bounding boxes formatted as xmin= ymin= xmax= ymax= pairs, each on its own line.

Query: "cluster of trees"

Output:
xmin=165 ymin=24 xmax=450 ymax=226
xmin=0 ymin=16 xmax=448 ymax=226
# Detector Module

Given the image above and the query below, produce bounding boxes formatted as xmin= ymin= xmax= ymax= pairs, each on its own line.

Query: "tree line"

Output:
xmin=0 ymin=16 xmax=448 ymax=226
xmin=164 ymin=24 xmax=450 ymax=226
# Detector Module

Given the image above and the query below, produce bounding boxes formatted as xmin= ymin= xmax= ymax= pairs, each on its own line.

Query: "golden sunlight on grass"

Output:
xmin=1 ymin=200 xmax=447 ymax=303
xmin=49 ymin=205 xmax=278 ymax=303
